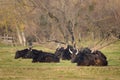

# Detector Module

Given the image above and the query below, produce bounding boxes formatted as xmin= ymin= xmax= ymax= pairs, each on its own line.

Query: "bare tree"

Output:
xmin=0 ymin=0 xmax=120 ymax=49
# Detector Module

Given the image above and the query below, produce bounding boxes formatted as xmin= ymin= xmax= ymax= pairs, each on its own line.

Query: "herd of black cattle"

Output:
xmin=15 ymin=45 xmax=108 ymax=66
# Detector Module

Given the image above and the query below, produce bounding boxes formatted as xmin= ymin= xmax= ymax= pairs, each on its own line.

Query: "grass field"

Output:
xmin=0 ymin=41 xmax=120 ymax=80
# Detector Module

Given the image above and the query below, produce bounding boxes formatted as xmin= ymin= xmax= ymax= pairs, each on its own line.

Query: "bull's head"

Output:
xmin=15 ymin=51 xmax=20 ymax=59
xmin=69 ymin=48 xmax=79 ymax=63
xmin=15 ymin=50 xmax=22 ymax=59
xmin=69 ymin=48 xmax=79 ymax=55
xmin=14 ymin=49 xmax=29 ymax=59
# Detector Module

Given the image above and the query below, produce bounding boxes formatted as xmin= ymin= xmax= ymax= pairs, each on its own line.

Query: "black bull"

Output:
xmin=54 ymin=45 xmax=75 ymax=60
xmin=15 ymin=49 xmax=60 ymax=63
xmin=69 ymin=48 xmax=108 ymax=66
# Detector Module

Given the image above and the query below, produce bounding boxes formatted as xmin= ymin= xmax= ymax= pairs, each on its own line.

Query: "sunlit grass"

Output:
xmin=0 ymin=41 xmax=120 ymax=80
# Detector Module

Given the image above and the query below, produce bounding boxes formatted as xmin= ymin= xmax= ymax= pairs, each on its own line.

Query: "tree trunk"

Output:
xmin=16 ymin=27 xmax=23 ymax=45
xmin=21 ymin=32 xmax=26 ymax=46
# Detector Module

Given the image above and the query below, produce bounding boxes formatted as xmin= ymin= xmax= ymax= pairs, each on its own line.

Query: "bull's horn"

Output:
xmin=69 ymin=48 xmax=73 ymax=54
xmin=75 ymin=49 xmax=79 ymax=55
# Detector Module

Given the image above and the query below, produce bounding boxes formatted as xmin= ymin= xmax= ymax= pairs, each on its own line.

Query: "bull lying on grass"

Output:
xmin=30 ymin=50 xmax=60 ymax=63
xmin=55 ymin=45 xmax=75 ymax=60
xmin=15 ymin=49 xmax=60 ymax=63
xmin=69 ymin=47 xmax=108 ymax=66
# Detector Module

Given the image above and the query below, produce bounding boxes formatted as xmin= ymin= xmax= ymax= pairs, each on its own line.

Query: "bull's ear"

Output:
xmin=69 ymin=48 xmax=73 ymax=54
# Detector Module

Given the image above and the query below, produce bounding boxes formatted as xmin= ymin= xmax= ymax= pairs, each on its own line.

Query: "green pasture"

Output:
xmin=0 ymin=41 xmax=120 ymax=80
